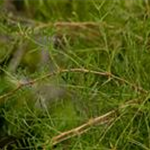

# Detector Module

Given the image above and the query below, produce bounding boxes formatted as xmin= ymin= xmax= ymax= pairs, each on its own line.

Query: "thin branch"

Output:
xmin=0 ymin=68 xmax=110 ymax=101
xmin=47 ymin=98 xmax=143 ymax=147
xmin=0 ymin=68 xmax=147 ymax=101
xmin=0 ymin=84 xmax=21 ymax=101
xmin=51 ymin=110 xmax=116 ymax=146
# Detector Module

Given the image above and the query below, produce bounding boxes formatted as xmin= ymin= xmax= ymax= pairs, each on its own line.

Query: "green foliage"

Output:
xmin=0 ymin=0 xmax=150 ymax=149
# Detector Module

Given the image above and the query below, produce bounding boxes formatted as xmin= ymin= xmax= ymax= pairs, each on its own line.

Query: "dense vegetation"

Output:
xmin=0 ymin=0 xmax=150 ymax=149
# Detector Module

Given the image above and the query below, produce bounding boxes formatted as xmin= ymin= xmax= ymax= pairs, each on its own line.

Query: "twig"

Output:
xmin=0 ymin=68 xmax=147 ymax=101
xmin=0 ymin=84 xmax=21 ymax=101
xmin=0 ymin=68 xmax=110 ymax=101
xmin=51 ymin=110 xmax=116 ymax=146
xmin=47 ymin=98 xmax=143 ymax=147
